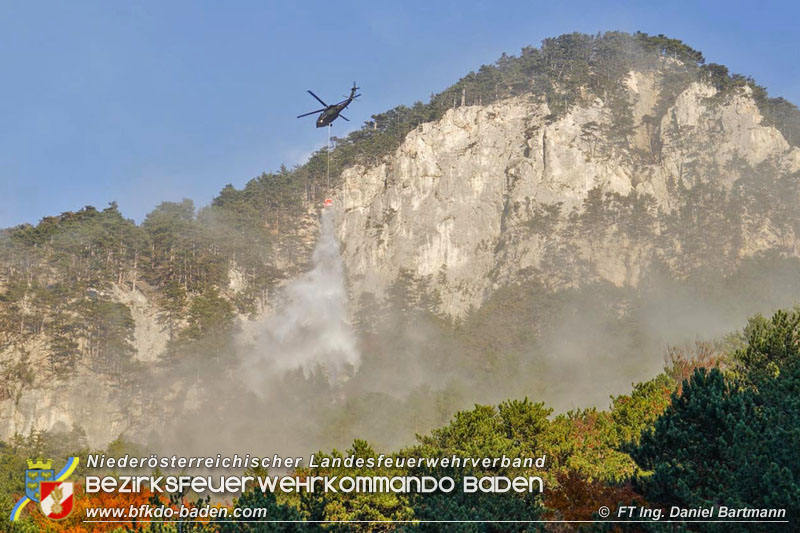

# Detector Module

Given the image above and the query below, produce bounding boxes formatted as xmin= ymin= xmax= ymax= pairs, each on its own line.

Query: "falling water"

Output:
xmin=238 ymin=208 xmax=359 ymax=391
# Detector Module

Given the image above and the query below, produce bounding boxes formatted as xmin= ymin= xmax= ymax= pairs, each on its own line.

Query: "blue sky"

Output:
xmin=1 ymin=1 xmax=798 ymax=228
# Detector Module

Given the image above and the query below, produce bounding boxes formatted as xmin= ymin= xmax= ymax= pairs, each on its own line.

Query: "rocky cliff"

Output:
xmin=335 ymin=71 xmax=800 ymax=316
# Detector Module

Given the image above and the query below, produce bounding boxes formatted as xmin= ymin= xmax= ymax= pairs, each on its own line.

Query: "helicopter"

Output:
xmin=297 ymin=82 xmax=360 ymax=128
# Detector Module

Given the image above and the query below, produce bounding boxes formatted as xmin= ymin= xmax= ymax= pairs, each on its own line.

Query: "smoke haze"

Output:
xmin=237 ymin=209 xmax=359 ymax=386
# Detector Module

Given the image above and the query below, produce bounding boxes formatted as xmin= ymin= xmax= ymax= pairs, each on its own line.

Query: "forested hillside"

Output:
xmin=2 ymin=30 xmax=800 ymax=465
xmin=3 ymin=307 xmax=797 ymax=530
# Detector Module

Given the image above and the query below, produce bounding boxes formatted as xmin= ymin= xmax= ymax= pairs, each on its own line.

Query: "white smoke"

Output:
xmin=238 ymin=208 xmax=359 ymax=391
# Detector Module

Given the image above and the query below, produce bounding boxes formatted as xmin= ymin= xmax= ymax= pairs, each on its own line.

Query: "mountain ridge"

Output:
xmin=2 ymin=31 xmax=800 ymax=448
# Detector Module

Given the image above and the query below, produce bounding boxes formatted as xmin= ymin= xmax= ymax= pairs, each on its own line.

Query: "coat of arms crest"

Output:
xmin=24 ymin=458 xmax=54 ymax=503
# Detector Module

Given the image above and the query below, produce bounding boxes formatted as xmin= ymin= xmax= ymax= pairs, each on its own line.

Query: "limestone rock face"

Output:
xmin=335 ymin=74 xmax=800 ymax=316
xmin=111 ymin=284 xmax=169 ymax=364
xmin=0 ymin=336 xmax=135 ymax=448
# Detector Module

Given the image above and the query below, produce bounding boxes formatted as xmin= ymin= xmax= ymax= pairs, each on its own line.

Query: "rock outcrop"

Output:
xmin=335 ymin=72 xmax=800 ymax=316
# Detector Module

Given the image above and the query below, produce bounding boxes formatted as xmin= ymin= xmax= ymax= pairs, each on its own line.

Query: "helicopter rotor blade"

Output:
xmin=338 ymin=114 xmax=350 ymax=121
xmin=297 ymin=108 xmax=326 ymax=118
xmin=307 ymin=90 xmax=328 ymax=107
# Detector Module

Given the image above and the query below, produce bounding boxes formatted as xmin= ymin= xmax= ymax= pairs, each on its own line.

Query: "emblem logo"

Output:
xmin=9 ymin=456 xmax=80 ymax=522
xmin=39 ymin=481 xmax=74 ymax=520
xmin=24 ymin=459 xmax=54 ymax=503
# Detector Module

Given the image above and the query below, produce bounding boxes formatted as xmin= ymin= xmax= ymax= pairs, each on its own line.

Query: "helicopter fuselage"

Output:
xmin=316 ymin=100 xmax=352 ymax=128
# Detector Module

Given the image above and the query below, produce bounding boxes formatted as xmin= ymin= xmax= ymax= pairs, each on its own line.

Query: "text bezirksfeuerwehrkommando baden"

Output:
xmin=84 ymin=453 xmax=547 ymax=495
